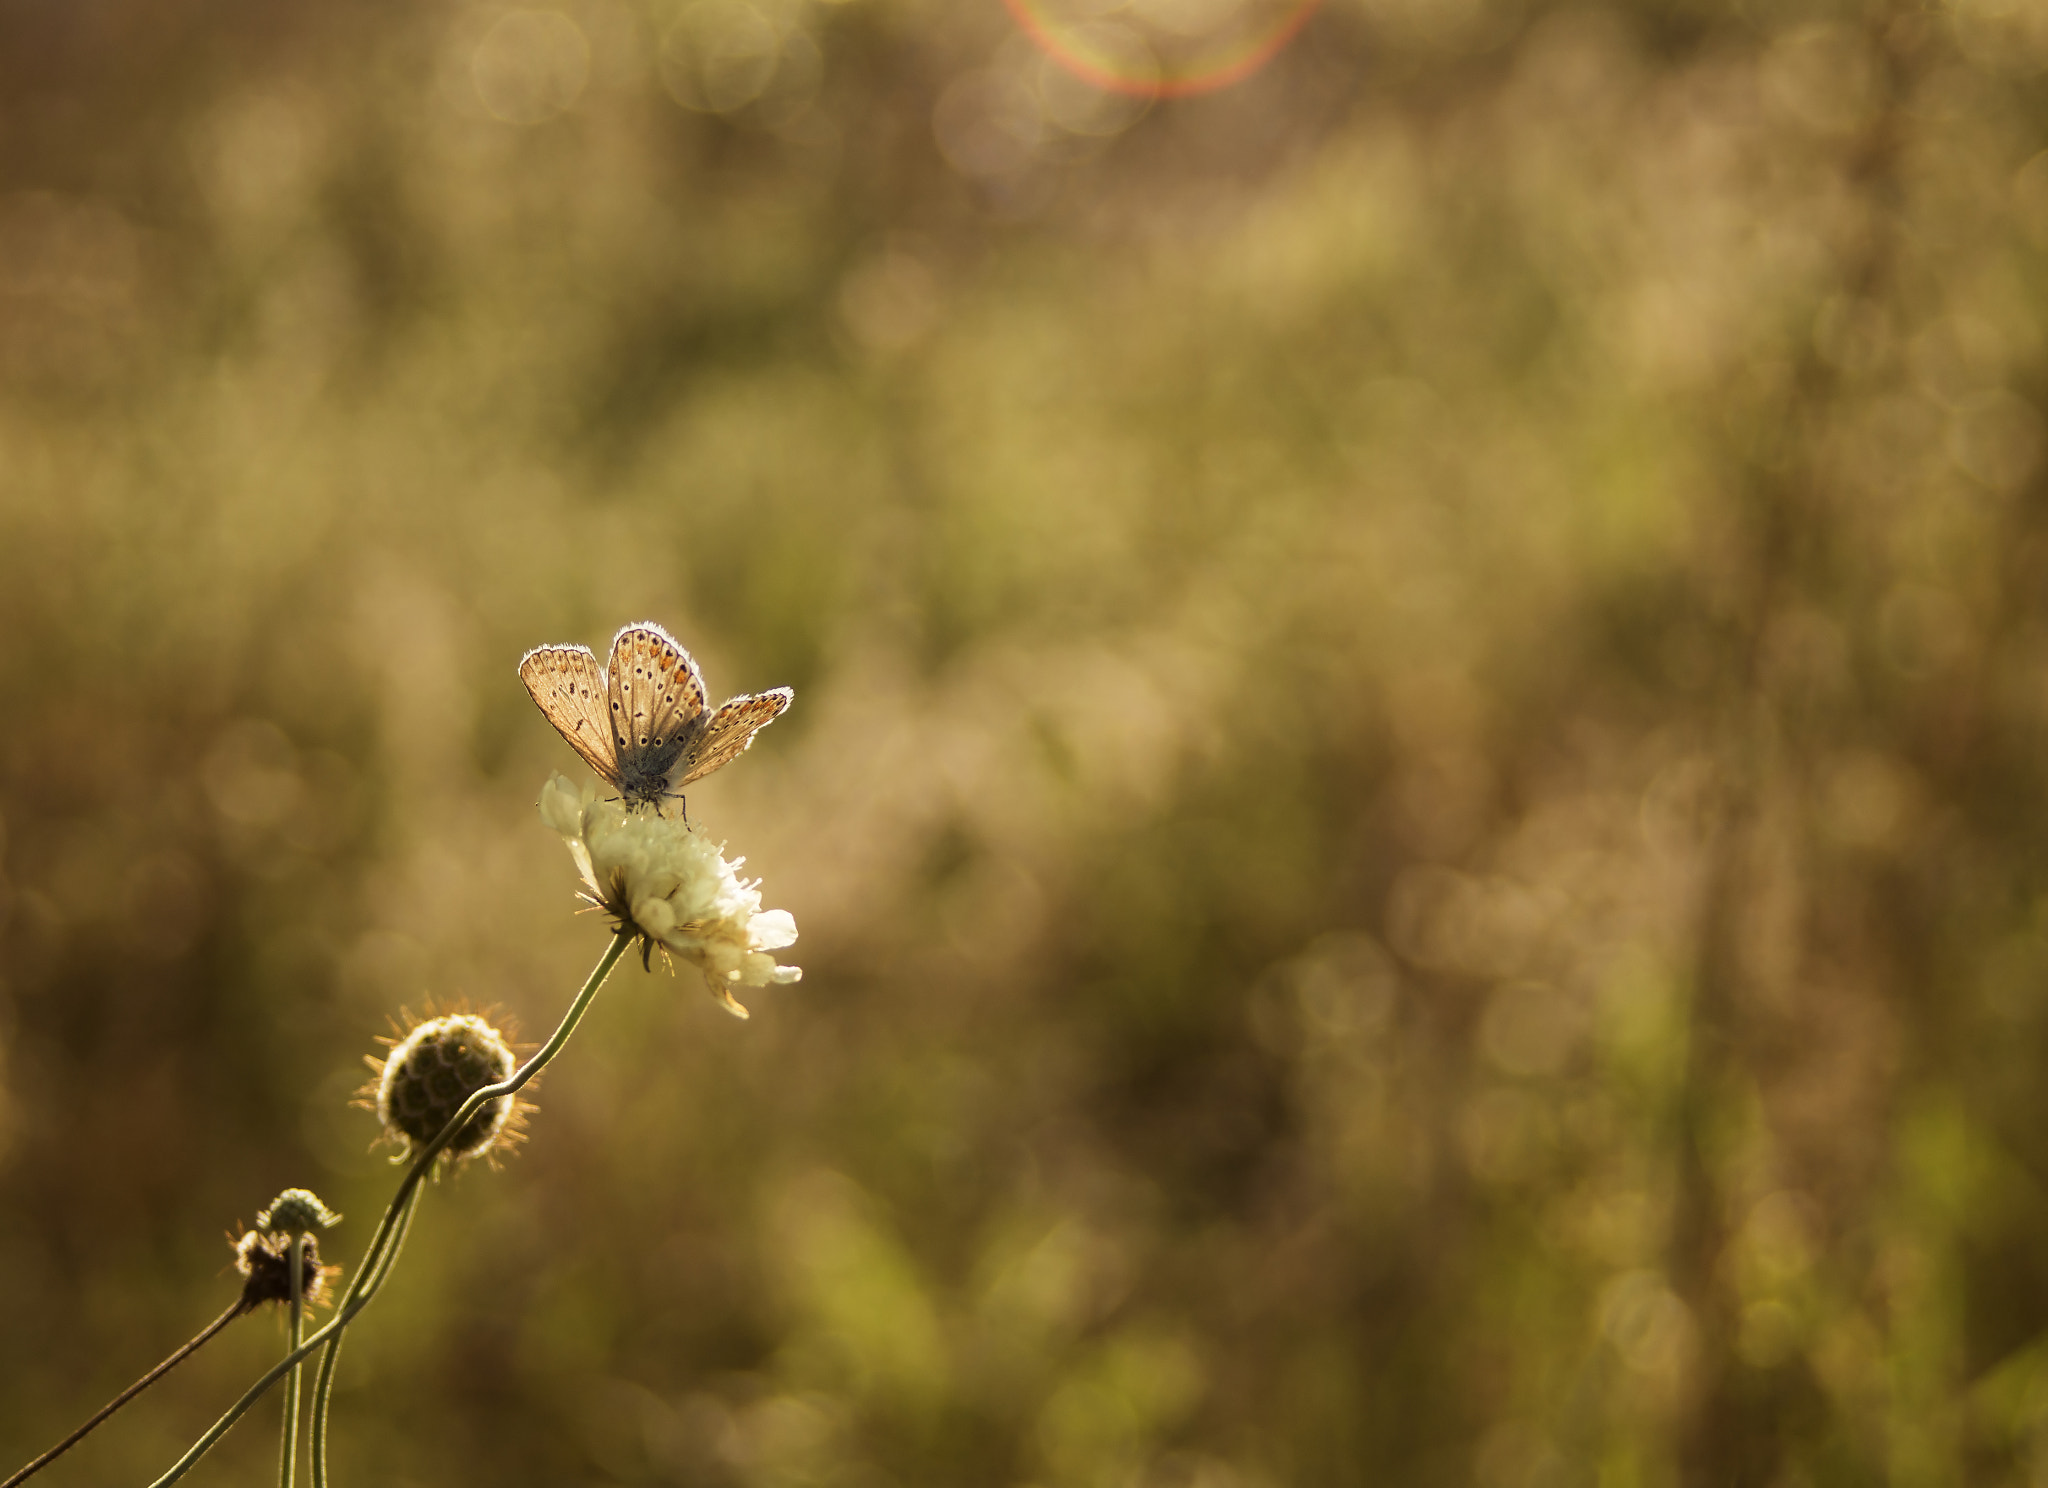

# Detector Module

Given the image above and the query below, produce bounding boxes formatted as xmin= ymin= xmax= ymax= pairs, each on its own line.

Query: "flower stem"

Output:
xmin=278 ymin=1236 xmax=308 ymax=1488
xmin=307 ymin=1184 xmax=422 ymax=1488
xmin=1 ymin=1300 xmax=248 ymax=1488
xmin=145 ymin=929 xmax=634 ymax=1488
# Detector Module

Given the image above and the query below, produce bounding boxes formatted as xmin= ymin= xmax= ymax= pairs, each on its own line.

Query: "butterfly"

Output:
xmin=519 ymin=621 xmax=793 ymax=812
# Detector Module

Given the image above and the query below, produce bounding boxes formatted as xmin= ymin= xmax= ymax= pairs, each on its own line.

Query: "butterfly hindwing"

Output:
xmin=677 ymin=688 xmax=794 ymax=787
xmin=606 ymin=623 xmax=709 ymax=805
xmin=519 ymin=644 xmax=619 ymax=787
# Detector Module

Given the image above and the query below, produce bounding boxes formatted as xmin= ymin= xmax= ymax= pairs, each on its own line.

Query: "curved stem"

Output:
xmin=146 ymin=929 xmax=634 ymax=1488
xmin=307 ymin=1185 xmax=422 ymax=1488
xmin=278 ymin=1236 xmax=308 ymax=1488
xmin=1 ymin=1300 xmax=247 ymax=1488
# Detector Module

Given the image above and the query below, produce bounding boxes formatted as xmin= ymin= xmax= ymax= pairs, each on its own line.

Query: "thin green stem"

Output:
xmin=307 ymin=1185 xmax=422 ymax=1488
xmin=0 ymin=1300 xmax=247 ymax=1488
xmin=278 ymin=1237 xmax=308 ymax=1488
xmin=146 ymin=929 xmax=634 ymax=1488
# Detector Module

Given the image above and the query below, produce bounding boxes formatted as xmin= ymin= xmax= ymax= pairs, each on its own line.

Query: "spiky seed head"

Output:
xmin=372 ymin=1012 xmax=519 ymax=1163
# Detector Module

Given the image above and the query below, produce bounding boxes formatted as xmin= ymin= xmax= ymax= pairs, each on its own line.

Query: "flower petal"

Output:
xmin=538 ymin=773 xmax=590 ymax=838
xmin=750 ymin=908 xmax=799 ymax=951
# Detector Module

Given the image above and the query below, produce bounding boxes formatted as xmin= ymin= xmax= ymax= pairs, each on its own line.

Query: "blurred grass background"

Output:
xmin=3 ymin=0 xmax=2048 ymax=1484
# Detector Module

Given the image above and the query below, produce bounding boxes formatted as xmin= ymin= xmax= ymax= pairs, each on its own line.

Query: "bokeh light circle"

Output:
xmin=659 ymin=0 xmax=820 ymax=121
xmin=470 ymin=9 xmax=590 ymax=125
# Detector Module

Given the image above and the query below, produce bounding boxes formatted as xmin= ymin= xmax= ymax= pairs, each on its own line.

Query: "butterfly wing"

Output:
xmin=677 ymin=688 xmax=794 ymax=787
xmin=519 ymin=644 xmax=619 ymax=787
xmin=606 ymin=622 xmax=709 ymax=804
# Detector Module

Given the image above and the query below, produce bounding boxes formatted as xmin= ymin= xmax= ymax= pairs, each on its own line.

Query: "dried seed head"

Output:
xmin=233 ymin=1228 xmax=336 ymax=1310
xmin=368 ymin=1012 xmax=524 ymax=1165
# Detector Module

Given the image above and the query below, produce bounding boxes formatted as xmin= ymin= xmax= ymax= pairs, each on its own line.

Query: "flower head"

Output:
xmin=364 ymin=1011 xmax=526 ymax=1167
xmin=539 ymin=773 xmax=801 ymax=1017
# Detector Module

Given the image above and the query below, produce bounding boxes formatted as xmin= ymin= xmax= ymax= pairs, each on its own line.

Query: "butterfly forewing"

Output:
xmin=519 ymin=644 xmax=619 ymax=786
xmin=606 ymin=623 xmax=709 ymax=804
xmin=678 ymin=688 xmax=794 ymax=787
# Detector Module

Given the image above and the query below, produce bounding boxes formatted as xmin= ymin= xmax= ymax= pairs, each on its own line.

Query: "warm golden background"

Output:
xmin=4 ymin=0 xmax=2048 ymax=1484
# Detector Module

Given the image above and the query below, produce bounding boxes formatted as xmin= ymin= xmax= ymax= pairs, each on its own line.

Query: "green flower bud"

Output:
xmin=256 ymin=1188 xmax=341 ymax=1238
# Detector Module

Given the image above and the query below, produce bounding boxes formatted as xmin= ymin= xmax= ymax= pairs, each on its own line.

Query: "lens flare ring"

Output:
xmin=1000 ymin=0 xmax=1324 ymax=100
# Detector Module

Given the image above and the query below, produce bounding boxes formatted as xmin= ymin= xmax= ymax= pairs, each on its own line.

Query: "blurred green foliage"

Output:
xmin=4 ymin=0 xmax=2048 ymax=1484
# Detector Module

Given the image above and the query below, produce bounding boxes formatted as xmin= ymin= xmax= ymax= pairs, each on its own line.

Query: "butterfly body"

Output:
xmin=520 ymin=622 xmax=791 ymax=810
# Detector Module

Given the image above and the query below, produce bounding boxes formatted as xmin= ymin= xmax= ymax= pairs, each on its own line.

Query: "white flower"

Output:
xmin=539 ymin=773 xmax=801 ymax=1017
